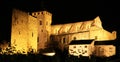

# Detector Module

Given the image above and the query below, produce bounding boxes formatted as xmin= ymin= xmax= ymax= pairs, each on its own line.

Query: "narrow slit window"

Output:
xmin=37 ymin=37 xmax=39 ymax=42
xmin=63 ymin=38 xmax=65 ymax=44
xmin=32 ymin=32 xmax=34 ymax=37
xmin=19 ymin=31 xmax=21 ymax=35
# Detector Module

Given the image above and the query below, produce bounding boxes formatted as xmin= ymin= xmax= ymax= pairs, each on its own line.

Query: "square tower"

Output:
xmin=11 ymin=9 xmax=38 ymax=53
xmin=32 ymin=11 xmax=52 ymax=50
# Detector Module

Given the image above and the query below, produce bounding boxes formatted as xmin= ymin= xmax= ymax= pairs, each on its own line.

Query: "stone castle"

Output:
xmin=10 ymin=9 xmax=117 ymax=53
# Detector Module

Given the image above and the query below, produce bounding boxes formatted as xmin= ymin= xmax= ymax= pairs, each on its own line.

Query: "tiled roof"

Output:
xmin=94 ymin=40 xmax=116 ymax=45
xmin=69 ymin=39 xmax=94 ymax=45
xmin=51 ymin=16 xmax=103 ymax=35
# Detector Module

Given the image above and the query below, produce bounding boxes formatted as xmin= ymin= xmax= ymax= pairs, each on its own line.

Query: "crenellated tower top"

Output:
xmin=31 ymin=11 xmax=52 ymax=18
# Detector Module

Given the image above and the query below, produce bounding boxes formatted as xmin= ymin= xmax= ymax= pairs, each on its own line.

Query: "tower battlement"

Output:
xmin=32 ymin=11 xmax=52 ymax=17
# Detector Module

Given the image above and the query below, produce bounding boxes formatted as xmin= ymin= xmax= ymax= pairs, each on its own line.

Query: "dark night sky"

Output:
xmin=0 ymin=0 xmax=120 ymax=42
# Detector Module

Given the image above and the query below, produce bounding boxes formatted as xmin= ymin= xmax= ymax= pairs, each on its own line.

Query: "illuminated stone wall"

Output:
xmin=69 ymin=44 xmax=93 ymax=57
xmin=90 ymin=28 xmax=116 ymax=40
xmin=11 ymin=9 xmax=38 ymax=53
xmin=11 ymin=9 xmax=29 ymax=53
xmin=28 ymin=15 xmax=38 ymax=52
xmin=51 ymin=16 xmax=117 ymax=49
xmin=32 ymin=11 xmax=52 ymax=50
xmin=94 ymin=45 xmax=116 ymax=57
xmin=10 ymin=9 xmax=117 ymax=54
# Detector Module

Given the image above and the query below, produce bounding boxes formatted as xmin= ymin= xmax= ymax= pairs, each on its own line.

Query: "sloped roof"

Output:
xmin=51 ymin=16 xmax=103 ymax=35
xmin=94 ymin=40 xmax=116 ymax=45
xmin=69 ymin=39 xmax=94 ymax=45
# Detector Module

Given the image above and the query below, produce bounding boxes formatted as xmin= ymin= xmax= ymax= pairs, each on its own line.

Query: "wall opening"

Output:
xmin=19 ymin=31 xmax=21 ymax=35
xmin=32 ymin=32 xmax=34 ymax=37
xmin=85 ymin=45 xmax=87 ymax=48
xmin=50 ymin=36 xmax=53 ymax=41
xmin=34 ymin=13 xmax=36 ymax=15
xmin=41 ymin=12 xmax=43 ymax=14
xmin=41 ymin=30 xmax=43 ymax=32
xmin=109 ymin=47 xmax=113 ymax=52
xmin=40 ymin=21 xmax=42 ymax=25
xmin=37 ymin=37 xmax=39 ymax=42
xmin=82 ymin=50 xmax=87 ymax=54
xmin=63 ymin=38 xmax=65 ymax=44
xmin=73 ymin=37 xmax=76 ymax=40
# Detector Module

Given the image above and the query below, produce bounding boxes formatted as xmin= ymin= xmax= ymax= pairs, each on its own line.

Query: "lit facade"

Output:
xmin=10 ymin=9 xmax=117 ymax=53
xmin=68 ymin=40 xmax=95 ymax=57
xmin=94 ymin=41 xmax=116 ymax=57
xmin=68 ymin=40 xmax=116 ymax=57
xmin=94 ymin=45 xmax=115 ymax=57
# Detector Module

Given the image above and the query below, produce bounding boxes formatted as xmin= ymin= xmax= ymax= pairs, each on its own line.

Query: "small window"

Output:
xmin=41 ymin=12 xmax=43 ymax=14
xmin=95 ymin=36 xmax=97 ymax=40
xmin=73 ymin=37 xmax=76 ymax=40
xmin=82 ymin=50 xmax=87 ymax=54
xmin=73 ymin=46 xmax=76 ymax=48
xmin=84 ymin=50 xmax=87 ymax=53
xmin=32 ymin=32 xmax=34 ymax=37
xmin=78 ymin=49 xmax=82 ymax=53
xmin=41 ymin=30 xmax=43 ymax=32
xmin=63 ymin=38 xmax=65 ymax=44
xmin=40 ymin=21 xmax=42 ymax=25
xmin=37 ymin=37 xmax=39 ymax=42
xmin=85 ymin=45 xmax=87 ymax=48
xmin=19 ymin=31 xmax=21 ymax=35
xmin=109 ymin=47 xmax=113 ymax=52
xmin=109 ymin=47 xmax=113 ymax=49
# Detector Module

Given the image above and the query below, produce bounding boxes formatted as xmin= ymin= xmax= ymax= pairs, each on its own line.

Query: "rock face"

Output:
xmin=10 ymin=9 xmax=117 ymax=53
